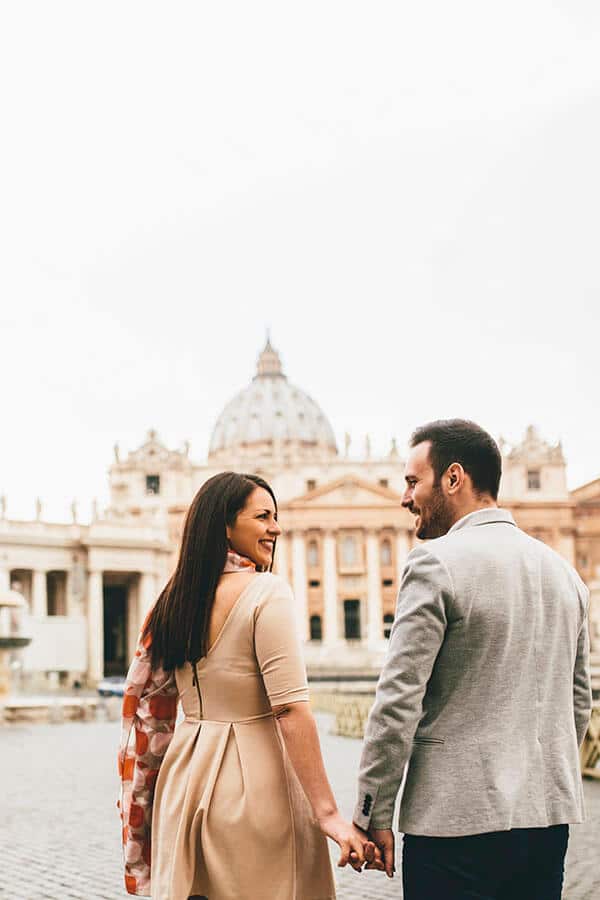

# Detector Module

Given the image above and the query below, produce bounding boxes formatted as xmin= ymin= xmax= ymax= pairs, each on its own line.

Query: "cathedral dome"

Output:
xmin=208 ymin=339 xmax=338 ymax=461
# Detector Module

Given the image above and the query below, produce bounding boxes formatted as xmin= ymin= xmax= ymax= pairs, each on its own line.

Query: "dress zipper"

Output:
xmin=192 ymin=659 xmax=203 ymax=719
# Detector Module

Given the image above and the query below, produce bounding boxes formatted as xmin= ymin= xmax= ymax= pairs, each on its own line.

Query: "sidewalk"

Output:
xmin=0 ymin=715 xmax=598 ymax=899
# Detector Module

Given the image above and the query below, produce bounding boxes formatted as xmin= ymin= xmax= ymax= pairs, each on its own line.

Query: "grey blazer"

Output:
xmin=354 ymin=508 xmax=592 ymax=837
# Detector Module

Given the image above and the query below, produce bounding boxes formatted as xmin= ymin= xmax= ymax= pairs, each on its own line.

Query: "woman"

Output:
xmin=118 ymin=471 xmax=379 ymax=899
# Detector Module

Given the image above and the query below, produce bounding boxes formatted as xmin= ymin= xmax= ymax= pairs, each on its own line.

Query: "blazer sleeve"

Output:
xmin=117 ymin=630 xmax=179 ymax=897
xmin=573 ymin=581 xmax=592 ymax=747
xmin=353 ymin=546 xmax=452 ymax=830
xmin=253 ymin=575 xmax=310 ymax=707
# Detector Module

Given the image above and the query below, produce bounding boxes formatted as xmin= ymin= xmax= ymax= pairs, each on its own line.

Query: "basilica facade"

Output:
xmin=1 ymin=339 xmax=599 ymax=685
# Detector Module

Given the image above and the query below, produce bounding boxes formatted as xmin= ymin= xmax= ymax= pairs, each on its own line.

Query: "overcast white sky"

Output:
xmin=1 ymin=1 xmax=599 ymax=522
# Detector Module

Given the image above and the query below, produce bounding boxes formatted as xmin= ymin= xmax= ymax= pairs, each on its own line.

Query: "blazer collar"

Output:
xmin=448 ymin=507 xmax=516 ymax=534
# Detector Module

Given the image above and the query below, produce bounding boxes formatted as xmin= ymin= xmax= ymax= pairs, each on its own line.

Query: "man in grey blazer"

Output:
xmin=354 ymin=419 xmax=591 ymax=898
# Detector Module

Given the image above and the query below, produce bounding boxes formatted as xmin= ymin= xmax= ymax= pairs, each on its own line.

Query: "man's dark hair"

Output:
xmin=410 ymin=419 xmax=502 ymax=500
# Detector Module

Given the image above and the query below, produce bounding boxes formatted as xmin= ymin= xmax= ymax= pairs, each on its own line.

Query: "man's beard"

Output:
xmin=415 ymin=484 xmax=454 ymax=539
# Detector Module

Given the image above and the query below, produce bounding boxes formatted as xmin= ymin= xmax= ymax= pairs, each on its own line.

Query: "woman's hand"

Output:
xmin=317 ymin=811 xmax=383 ymax=872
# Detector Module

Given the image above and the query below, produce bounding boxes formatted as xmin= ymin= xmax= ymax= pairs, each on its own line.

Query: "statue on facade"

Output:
xmin=113 ymin=443 xmax=120 ymax=463
xmin=344 ymin=432 xmax=351 ymax=457
xmin=0 ymin=495 xmax=5 ymax=519
xmin=71 ymin=500 xmax=78 ymax=524
xmin=365 ymin=434 xmax=371 ymax=459
xmin=35 ymin=497 xmax=42 ymax=521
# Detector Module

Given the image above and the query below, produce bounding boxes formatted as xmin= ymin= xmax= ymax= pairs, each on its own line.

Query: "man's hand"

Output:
xmin=348 ymin=825 xmax=386 ymax=873
xmin=366 ymin=827 xmax=395 ymax=878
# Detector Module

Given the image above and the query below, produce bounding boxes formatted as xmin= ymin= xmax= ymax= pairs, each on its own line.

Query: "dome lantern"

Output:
xmin=255 ymin=336 xmax=284 ymax=378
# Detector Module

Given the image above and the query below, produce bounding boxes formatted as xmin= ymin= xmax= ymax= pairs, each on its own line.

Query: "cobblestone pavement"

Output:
xmin=1 ymin=714 xmax=599 ymax=899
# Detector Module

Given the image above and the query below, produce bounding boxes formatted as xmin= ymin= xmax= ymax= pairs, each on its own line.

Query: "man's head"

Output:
xmin=402 ymin=419 xmax=502 ymax=539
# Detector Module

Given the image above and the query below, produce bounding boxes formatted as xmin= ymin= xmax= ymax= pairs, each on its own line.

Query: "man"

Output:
xmin=354 ymin=419 xmax=591 ymax=898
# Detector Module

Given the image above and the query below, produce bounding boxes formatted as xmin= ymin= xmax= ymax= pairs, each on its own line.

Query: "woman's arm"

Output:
xmin=253 ymin=579 xmax=381 ymax=871
xmin=273 ymin=701 xmax=380 ymax=871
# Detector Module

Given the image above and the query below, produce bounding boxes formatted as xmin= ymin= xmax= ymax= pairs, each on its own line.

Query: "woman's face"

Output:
xmin=226 ymin=486 xmax=281 ymax=568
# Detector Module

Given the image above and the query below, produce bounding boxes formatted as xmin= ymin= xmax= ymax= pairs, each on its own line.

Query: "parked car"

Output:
xmin=97 ymin=675 xmax=126 ymax=698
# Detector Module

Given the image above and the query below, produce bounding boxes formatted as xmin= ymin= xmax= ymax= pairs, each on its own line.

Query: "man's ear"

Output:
xmin=446 ymin=463 xmax=465 ymax=495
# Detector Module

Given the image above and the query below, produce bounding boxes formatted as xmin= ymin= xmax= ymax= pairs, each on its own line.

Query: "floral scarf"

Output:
xmin=118 ymin=548 xmax=256 ymax=895
xmin=223 ymin=548 xmax=256 ymax=573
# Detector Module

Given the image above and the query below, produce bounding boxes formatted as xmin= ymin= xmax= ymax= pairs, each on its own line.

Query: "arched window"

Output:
xmin=380 ymin=539 xmax=392 ymax=566
xmin=383 ymin=613 xmax=394 ymax=639
xmin=310 ymin=615 xmax=322 ymax=641
xmin=342 ymin=535 xmax=357 ymax=566
xmin=307 ymin=540 xmax=319 ymax=567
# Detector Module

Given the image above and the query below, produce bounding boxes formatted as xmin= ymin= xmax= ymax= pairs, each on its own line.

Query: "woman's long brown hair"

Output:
xmin=143 ymin=471 xmax=277 ymax=671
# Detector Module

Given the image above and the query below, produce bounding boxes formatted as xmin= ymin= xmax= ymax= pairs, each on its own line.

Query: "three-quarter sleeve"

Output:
xmin=118 ymin=631 xmax=179 ymax=897
xmin=254 ymin=576 xmax=310 ymax=706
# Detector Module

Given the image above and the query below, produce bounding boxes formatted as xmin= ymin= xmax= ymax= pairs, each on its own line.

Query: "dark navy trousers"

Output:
xmin=402 ymin=824 xmax=569 ymax=899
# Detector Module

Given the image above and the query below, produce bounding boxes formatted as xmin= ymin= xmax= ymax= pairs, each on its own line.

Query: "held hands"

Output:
xmin=317 ymin=811 xmax=385 ymax=873
xmin=364 ymin=827 xmax=395 ymax=878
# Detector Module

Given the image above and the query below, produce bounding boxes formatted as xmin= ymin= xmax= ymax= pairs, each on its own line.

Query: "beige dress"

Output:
xmin=149 ymin=573 xmax=335 ymax=900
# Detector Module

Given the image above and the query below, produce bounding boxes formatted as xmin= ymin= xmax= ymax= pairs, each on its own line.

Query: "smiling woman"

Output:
xmin=118 ymin=471 xmax=379 ymax=899
xmin=225 ymin=484 xmax=281 ymax=572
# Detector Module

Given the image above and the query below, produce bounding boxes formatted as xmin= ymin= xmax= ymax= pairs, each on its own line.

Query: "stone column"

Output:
xmin=64 ymin=570 xmax=73 ymax=617
xmin=274 ymin=532 xmax=289 ymax=581
xmin=366 ymin=530 xmax=383 ymax=646
xmin=138 ymin=572 xmax=157 ymax=632
xmin=127 ymin=579 xmax=140 ymax=659
xmin=323 ymin=530 xmax=339 ymax=646
xmin=0 ymin=568 xmax=9 ymax=591
xmin=87 ymin=570 xmax=104 ymax=683
xmin=291 ymin=532 xmax=309 ymax=641
xmin=32 ymin=569 xmax=47 ymax=617
xmin=396 ymin=530 xmax=410 ymax=586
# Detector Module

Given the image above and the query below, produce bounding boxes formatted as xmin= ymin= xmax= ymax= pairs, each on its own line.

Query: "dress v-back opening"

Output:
xmin=206 ymin=572 xmax=261 ymax=656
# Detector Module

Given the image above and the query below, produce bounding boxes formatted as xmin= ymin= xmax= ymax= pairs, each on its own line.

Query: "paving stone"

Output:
xmin=0 ymin=715 xmax=598 ymax=899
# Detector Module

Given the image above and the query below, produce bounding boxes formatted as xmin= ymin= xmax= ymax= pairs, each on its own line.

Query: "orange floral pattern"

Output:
xmin=118 ymin=629 xmax=178 ymax=896
xmin=117 ymin=551 xmax=255 ymax=896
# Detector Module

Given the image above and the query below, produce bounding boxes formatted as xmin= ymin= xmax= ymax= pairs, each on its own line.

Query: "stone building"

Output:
xmin=0 ymin=338 xmax=598 ymax=685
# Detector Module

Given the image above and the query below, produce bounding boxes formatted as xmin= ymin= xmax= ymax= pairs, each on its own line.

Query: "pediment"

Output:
xmin=287 ymin=476 xmax=403 ymax=508
xmin=571 ymin=476 xmax=600 ymax=505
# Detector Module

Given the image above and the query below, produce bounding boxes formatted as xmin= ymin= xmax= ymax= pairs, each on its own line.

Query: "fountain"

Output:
xmin=0 ymin=583 xmax=31 ymax=697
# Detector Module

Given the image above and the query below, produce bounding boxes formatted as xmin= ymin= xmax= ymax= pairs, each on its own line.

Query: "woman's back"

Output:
xmin=175 ymin=572 xmax=304 ymax=723
xmin=125 ymin=572 xmax=335 ymax=900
